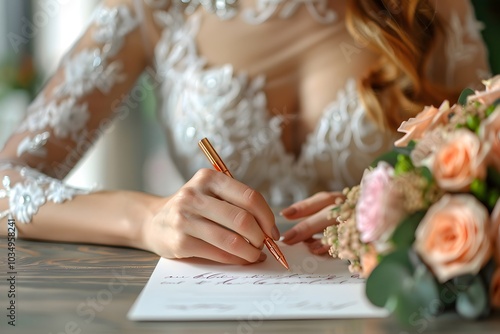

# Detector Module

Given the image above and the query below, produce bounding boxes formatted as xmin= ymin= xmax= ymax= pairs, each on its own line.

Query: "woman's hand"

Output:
xmin=141 ymin=169 xmax=279 ymax=264
xmin=281 ymin=191 xmax=343 ymax=255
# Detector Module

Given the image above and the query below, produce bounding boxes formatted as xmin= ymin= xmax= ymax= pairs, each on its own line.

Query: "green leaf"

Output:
xmin=439 ymin=282 xmax=458 ymax=307
xmin=395 ymin=141 xmax=416 ymax=154
xmin=485 ymin=103 xmax=498 ymax=117
xmin=458 ymin=88 xmax=475 ymax=106
xmin=391 ymin=211 xmax=427 ymax=249
xmin=391 ymin=265 xmax=440 ymax=326
xmin=365 ymin=249 xmax=414 ymax=308
xmin=488 ymin=189 xmax=500 ymax=211
xmin=370 ymin=150 xmax=400 ymax=168
xmin=466 ymin=114 xmax=480 ymax=132
xmin=370 ymin=142 xmax=416 ymax=168
xmin=366 ymin=262 xmax=412 ymax=308
xmin=470 ymin=178 xmax=488 ymax=202
xmin=453 ymin=274 xmax=475 ymax=292
xmin=418 ymin=166 xmax=433 ymax=183
xmin=413 ymin=265 xmax=441 ymax=311
xmin=455 ymin=275 xmax=490 ymax=319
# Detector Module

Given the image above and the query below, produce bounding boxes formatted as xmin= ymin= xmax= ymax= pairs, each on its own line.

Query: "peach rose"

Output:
xmin=360 ymin=244 xmax=379 ymax=278
xmin=479 ymin=108 xmax=500 ymax=170
xmin=491 ymin=268 xmax=500 ymax=309
xmin=414 ymin=194 xmax=491 ymax=283
xmin=423 ymin=129 xmax=490 ymax=192
xmin=468 ymin=75 xmax=500 ymax=106
xmin=395 ymin=100 xmax=453 ymax=147
xmin=356 ymin=162 xmax=406 ymax=244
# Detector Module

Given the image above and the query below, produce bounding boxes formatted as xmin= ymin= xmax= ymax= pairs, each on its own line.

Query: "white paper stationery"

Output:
xmin=127 ymin=242 xmax=388 ymax=321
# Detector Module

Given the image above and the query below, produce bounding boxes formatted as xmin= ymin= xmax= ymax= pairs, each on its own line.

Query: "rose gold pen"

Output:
xmin=198 ymin=137 xmax=289 ymax=270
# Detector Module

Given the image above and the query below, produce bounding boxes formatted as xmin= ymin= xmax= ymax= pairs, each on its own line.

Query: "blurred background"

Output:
xmin=0 ymin=0 xmax=498 ymax=195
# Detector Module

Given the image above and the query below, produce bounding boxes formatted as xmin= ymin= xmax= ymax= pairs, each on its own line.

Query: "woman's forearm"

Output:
xmin=1 ymin=190 xmax=163 ymax=252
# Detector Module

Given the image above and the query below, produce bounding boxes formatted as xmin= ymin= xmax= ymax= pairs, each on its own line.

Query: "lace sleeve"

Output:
xmin=0 ymin=0 xmax=168 ymax=224
xmin=429 ymin=0 xmax=491 ymax=90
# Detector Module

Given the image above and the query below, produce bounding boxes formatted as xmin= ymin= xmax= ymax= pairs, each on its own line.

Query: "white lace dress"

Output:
xmin=0 ymin=0 xmax=491 ymax=223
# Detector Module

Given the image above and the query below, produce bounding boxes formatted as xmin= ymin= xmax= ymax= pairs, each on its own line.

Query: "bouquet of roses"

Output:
xmin=323 ymin=76 xmax=500 ymax=324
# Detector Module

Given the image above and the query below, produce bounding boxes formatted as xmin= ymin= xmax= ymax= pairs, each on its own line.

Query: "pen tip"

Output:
xmin=280 ymin=259 xmax=290 ymax=271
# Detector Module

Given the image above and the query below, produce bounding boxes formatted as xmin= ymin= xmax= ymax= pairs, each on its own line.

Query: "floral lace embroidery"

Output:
xmin=0 ymin=164 xmax=90 ymax=223
xmin=16 ymin=4 xmax=139 ymax=158
xmin=152 ymin=8 xmax=393 ymax=205
xmin=18 ymin=97 xmax=90 ymax=141
xmin=4 ymin=4 xmax=138 ymax=224
xmin=16 ymin=132 xmax=50 ymax=157
xmin=53 ymin=49 xmax=126 ymax=97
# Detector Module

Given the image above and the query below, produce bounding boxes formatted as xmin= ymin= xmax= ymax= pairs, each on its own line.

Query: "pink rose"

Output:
xmin=479 ymin=108 xmax=500 ymax=170
xmin=468 ymin=75 xmax=500 ymax=106
xmin=395 ymin=100 xmax=453 ymax=147
xmin=414 ymin=194 xmax=491 ymax=283
xmin=423 ymin=129 xmax=489 ymax=192
xmin=355 ymin=162 xmax=406 ymax=244
xmin=491 ymin=268 xmax=500 ymax=309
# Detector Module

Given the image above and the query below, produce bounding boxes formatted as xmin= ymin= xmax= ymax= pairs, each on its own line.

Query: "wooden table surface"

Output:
xmin=1 ymin=239 xmax=499 ymax=334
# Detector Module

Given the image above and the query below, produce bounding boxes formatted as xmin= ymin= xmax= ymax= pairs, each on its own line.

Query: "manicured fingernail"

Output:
xmin=272 ymin=226 xmax=280 ymax=240
xmin=280 ymin=207 xmax=297 ymax=216
xmin=282 ymin=229 xmax=297 ymax=242
xmin=258 ymin=252 xmax=267 ymax=262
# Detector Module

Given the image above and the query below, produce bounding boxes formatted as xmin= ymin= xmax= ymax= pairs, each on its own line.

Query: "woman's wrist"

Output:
xmin=121 ymin=191 xmax=163 ymax=251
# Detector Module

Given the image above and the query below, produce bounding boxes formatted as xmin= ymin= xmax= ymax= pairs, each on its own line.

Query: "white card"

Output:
xmin=128 ymin=242 xmax=388 ymax=321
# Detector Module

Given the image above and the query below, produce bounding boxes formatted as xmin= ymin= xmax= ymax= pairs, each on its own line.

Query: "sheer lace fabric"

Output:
xmin=0 ymin=0 xmax=491 ymax=223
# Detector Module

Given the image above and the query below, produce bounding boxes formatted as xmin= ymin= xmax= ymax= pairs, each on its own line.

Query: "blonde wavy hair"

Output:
xmin=346 ymin=0 xmax=460 ymax=130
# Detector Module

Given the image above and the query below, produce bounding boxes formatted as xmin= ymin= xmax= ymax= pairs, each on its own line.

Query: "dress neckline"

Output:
xmin=147 ymin=0 xmax=339 ymax=24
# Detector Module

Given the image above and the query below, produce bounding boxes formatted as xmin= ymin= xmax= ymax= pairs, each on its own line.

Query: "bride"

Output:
xmin=0 ymin=0 xmax=490 ymax=264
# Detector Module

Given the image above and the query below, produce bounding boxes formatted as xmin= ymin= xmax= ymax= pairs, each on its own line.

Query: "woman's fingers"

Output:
xmin=182 ymin=214 xmax=265 ymax=263
xmin=282 ymin=204 xmax=337 ymax=244
xmin=151 ymin=170 xmax=342 ymax=264
xmin=149 ymin=199 xmax=266 ymax=263
xmin=171 ymin=234 xmax=267 ymax=265
xmin=149 ymin=168 xmax=276 ymax=264
xmin=191 ymin=169 xmax=278 ymax=240
xmin=280 ymin=191 xmax=343 ymax=220
xmin=171 ymin=185 xmax=266 ymax=248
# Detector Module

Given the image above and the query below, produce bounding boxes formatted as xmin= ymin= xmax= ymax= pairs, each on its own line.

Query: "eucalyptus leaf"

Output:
xmin=455 ymin=275 xmax=489 ymax=319
xmin=365 ymin=249 xmax=414 ymax=308
xmin=390 ymin=293 xmax=421 ymax=326
xmin=391 ymin=211 xmax=427 ymax=249
xmin=458 ymin=88 xmax=475 ymax=106
xmin=453 ymin=274 xmax=475 ymax=292
xmin=388 ymin=265 xmax=440 ymax=326
xmin=413 ymin=265 xmax=440 ymax=310
xmin=366 ymin=261 xmax=412 ymax=308
xmin=439 ymin=282 xmax=458 ymax=307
